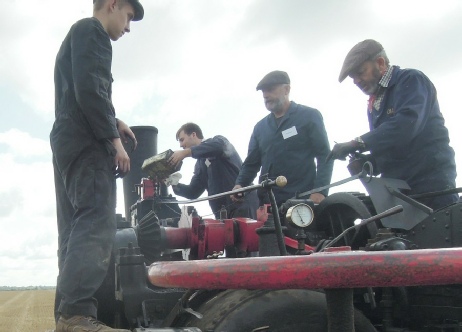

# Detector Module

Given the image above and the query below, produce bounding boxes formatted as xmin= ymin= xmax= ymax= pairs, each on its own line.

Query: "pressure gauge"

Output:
xmin=285 ymin=204 xmax=314 ymax=228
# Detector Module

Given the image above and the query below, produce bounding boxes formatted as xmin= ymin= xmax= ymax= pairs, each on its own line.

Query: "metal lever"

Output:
xmin=321 ymin=205 xmax=404 ymax=251
xmin=162 ymin=176 xmax=288 ymax=205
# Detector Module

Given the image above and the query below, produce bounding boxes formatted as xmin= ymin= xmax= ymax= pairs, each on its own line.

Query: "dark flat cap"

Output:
xmin=127 ymin=0 xmax=144 ymax=21
xmin=93 ymin=0 xmax=144 ymax=21
xmin=256 ymin=70 xmax=290 ymax=90
xmin=338 ymin=39 xmax=384 ymax=82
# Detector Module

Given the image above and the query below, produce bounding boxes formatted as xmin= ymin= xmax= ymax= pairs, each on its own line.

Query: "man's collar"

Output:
xmin=378 ymin=65 xmax=395 ymax=88
xmin=368 ymin=66 xmax=395 ymax=113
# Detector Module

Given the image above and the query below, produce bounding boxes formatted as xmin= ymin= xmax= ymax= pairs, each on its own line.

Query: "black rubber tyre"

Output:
xmin=180 ymin=289 xmax=376 ymax=332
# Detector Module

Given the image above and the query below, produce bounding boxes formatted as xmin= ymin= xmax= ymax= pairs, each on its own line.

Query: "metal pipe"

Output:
xmin=324 ymin=247 xmax=355 ymax=332
xmin=267 ymin=187 xmax=287 ymax=256
xmin=148 ymin=248 xmax=462 ymax=289
xmin=297 ymin=161 xmax=372 ymax=198
xmin=163 ymin=227 xmax=190 ymax=249
xmin=326 ymin=288 xmax=355 ymax=332
xmin=161 ymin=176 xmax=287 ymax=204
xmin=409 ymin=187 xmax=462 ymax=200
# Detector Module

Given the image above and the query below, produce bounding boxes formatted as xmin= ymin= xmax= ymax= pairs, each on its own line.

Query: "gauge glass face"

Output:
xmin=287 ymin=204 xmax=313 ymax=228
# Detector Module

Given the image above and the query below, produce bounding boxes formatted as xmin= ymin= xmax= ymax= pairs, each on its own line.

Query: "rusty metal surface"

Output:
xmin=148 ymin=248 xmax=462 ymax=289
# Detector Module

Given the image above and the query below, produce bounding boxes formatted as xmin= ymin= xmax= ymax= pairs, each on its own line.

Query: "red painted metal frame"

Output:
xmin=139 ymin=178 xmax=155 ymax=200
xmin=162 ymin=217 xmax=264 ymax=259
xmin=148 ymin=248 xmax=462 ymax=289
xmin=163 ymin=227 xmax=190 ymax=249
xmin=284 ymin=236 xmax=315 ymax=252
xmin=235 ymin=218 xmax=263 ymax=253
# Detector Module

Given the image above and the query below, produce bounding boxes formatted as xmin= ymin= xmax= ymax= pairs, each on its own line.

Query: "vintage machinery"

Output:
xmin=95 ymin=126 xmax=462 ymax=332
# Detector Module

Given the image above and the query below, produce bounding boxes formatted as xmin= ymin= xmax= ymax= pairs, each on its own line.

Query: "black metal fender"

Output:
xmin=313 ymin=192 xmax=376 ymax=249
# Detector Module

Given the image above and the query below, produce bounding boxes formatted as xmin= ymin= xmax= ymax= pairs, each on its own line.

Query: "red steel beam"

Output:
xmin=148 ymin=248 xmax=462 ymax=289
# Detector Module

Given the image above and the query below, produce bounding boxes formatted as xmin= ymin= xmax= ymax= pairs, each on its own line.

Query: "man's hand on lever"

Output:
xmin=326 ymin=139 xmax=365 ymax=162
xmin=309 ymin=192 xmax=325 ymax=204
xmin=230 ymin=184 xmax=243 ymax=202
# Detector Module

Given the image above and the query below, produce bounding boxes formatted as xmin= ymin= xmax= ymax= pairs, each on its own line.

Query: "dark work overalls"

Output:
xmin=51 ymin=17 xmax=120 ymax=320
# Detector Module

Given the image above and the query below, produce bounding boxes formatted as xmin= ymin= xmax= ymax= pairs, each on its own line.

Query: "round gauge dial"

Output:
xmin=286 ymin=204 xmax=314 ymax=228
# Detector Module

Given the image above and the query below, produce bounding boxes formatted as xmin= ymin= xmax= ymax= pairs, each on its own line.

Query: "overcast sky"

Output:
xmin=1 ymin=0 xmax=461 ymax=286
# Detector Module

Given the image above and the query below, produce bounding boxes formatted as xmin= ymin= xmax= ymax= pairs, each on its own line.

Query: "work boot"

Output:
xmin=56 ymin=315 xmax=131 ymax=332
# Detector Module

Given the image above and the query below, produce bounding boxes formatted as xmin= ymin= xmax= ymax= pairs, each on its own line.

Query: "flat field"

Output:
xmin=0 ymin=290 xmax=55 ymax=332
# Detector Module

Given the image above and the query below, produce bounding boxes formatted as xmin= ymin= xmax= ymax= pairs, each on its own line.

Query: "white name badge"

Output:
xmin=282 ymin=126 xmax=298 ymax=139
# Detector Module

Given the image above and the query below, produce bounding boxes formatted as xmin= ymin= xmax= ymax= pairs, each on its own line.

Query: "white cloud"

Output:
xmin=0 ymin=129 xmax=55 ymax=286
xmin=0 ymin=1 xmax=91 ymax=116
xmin=370 ymin=0 xmax=460 ymax=22
xmin=0 ymin=129 xmax=50 ymax=158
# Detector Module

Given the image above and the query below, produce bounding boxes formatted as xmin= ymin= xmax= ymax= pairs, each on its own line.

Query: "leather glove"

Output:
xmin=164 ymin=172 xmax=182 ymax=187
xmin=326 ymin=140 xmax=362 ymax=162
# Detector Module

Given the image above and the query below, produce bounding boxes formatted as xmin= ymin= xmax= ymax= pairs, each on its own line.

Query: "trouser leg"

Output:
xmin=53 ymin=156 xmax=74 ymax=322
xmin=54 ymin=145 xmax=116 ymax=319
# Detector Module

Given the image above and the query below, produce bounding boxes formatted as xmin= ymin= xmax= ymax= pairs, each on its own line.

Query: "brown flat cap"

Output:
xmin=256 ymin=70 xmax=290 ymax=90
xmin=338 ymin=39 xmax=384 ymax=82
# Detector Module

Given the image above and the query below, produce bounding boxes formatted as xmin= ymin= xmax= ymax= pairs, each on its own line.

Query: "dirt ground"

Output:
xmin=0 ymin=289 xmax=56 ymax=332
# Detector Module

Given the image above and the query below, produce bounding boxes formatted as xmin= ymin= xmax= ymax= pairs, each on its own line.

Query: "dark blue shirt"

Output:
xmin=236 ymin=101 xmax=334 ymax=205
xmin=361 ymin=66 xmax=457 ymax=196
xmin=173 ymin=135 xmax=258 ymax=218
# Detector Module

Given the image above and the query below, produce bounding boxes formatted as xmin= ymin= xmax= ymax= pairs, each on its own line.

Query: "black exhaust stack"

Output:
xmin=122 ymin=126 xmax=159 ymax=221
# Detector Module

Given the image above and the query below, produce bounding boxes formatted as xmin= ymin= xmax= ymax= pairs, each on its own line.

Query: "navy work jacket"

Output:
xmin=361 ymin=67 xmax=457 ymax=194
xmin=50 ymin=18 xmax=119 ymax=170
xmin=236 ymin=101 xmax=333 ymax=205
xmin=173 ymin=136 xmax=248 ymax=215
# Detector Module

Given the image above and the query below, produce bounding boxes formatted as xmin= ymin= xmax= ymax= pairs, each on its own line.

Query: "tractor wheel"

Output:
xmin=314 ymin=192 xmax=376 ymax=250
xmin=179 ymin=289 xmax=376 ymax=332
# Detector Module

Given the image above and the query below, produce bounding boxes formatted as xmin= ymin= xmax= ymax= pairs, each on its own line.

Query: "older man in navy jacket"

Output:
xmin=328 ymin=39 xmax=458 ymax=209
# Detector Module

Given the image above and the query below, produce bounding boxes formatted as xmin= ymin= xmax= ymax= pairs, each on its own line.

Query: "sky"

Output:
xmin=1 ymin=0 xmax=462 ymax=286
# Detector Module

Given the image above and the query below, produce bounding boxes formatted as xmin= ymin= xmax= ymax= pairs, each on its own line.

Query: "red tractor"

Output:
xmin=95 ymin=126 xmax=462 ymax=332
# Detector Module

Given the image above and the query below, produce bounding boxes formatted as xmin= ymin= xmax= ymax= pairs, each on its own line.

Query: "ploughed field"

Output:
xmin=0 ymin=290 xmax=55 ymax=332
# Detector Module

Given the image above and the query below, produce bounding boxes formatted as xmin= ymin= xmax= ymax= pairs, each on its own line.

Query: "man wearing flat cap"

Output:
xmin=232 ymin=70 xmax=334 ymax=207
xmin=51 ymin=0 xmax=144 ymax=331
xmin=328 ymin=39 xmax=458 ymax=209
